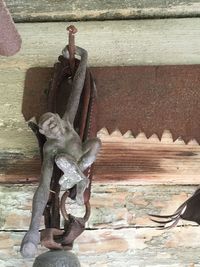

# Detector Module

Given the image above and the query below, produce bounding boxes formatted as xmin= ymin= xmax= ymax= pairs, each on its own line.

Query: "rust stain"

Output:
xmin=91 ymin=65 xmax=200 ymax=143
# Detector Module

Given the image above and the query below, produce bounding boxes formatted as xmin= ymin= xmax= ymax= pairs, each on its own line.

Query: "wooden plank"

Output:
xmin=5 ymin=0 xmax=200 ymax=22
xmin=0 ymin=184 xmax=197 ymax=230
xmin=2 ymin=19 xmax=200 ymax=70
xmin=0 ymin=183 xmax=199 ymax=266
xmin=1 ymin=133 xmax=200 ymax=185
xmin=1 ymin=227 xmax=200 ymax=267
xmin=94 ymin=132 xmax=200 ymax=185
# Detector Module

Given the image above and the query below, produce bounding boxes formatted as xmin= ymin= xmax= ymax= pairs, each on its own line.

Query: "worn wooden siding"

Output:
xmin=1 ymin=5 xmax=200 ymax=267
xmin=3 ymin=132 xmax=200 ymax=185
xmin=0 ymin=184 xmax=198 ymax=231
xmin=2 ymin=227 xmax=200 ymax=267
xmin=0 ymin=184 xmax=200 ymax=267
xmin=5 ymin=0 xmax=200 ymax=22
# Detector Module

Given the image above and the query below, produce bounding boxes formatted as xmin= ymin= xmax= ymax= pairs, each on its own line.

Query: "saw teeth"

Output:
xmin=97 ymin=127 xmax=110 ymax=137
xmin=97 ymin=128 xmax=199 ymax=146
xmin=174 ymin=137 xmax=185 ymax=145
xmin=187 ymin=139 xmax=199 ymax=146
xmin=148 ymin=133 xmax=160 ymax=143
xmin=161 ymin=130 xmax=173 ymax=143
xmin=123 ymin=130 xmax=134 ymax=138
xmin=110 ymin=129 xmax=123 ymax=137
xmin=135 ymin=132 xmax=148 ymax=143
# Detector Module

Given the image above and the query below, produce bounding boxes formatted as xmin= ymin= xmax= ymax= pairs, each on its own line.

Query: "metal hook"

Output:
xmin=60 ymin=190 xmax=91 ymax=223
xmin=66 ymin=25 xmax=78 ymax=76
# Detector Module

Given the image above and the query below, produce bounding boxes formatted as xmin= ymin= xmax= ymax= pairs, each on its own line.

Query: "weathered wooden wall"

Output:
xmin=1 ymin=1 xmax=200 ymax=267
xmin=1 ymin=184 xmax=200 ymax=267
xmin=5 ymin=0 xmax=200 ymax=21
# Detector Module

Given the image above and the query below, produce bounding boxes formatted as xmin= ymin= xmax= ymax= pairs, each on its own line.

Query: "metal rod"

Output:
xmin=67 ymin=25 xmax=77 ymax=76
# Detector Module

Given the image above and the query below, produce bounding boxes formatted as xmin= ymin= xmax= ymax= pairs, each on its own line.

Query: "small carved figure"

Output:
xmin=20 ymin=45 xmax=101 ymax=258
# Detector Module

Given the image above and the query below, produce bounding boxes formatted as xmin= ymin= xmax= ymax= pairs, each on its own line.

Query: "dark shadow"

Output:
xmin=22 ymin=67 xmax=53 ymax=122
xmin=22 ymin=67 xmax=78 ymax=123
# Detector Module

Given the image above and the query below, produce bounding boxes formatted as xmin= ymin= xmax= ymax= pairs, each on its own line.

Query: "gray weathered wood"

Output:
xmin=0 ymin=182 xmax=199 ymax=267
xmin=0 ymin=184 xmax=197 ymax=230
xmin=5 ymin=0 xmax=200 ymax=22
xmin=0 ymin=184 xmax=199 ymax=266
xmin=1 ymin=227 xmax=200 ymax=267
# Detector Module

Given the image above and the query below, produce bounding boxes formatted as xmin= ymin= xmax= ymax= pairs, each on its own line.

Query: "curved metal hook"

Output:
xmin=60 ymin=190 xmax=91 ymax=223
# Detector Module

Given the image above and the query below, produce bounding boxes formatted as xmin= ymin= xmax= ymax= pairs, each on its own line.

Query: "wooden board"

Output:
xmin=95 ymin=132 xmax=200 ymax=185
xmin=0 ymin=184 xmax=197 ymax=231
xmin=0 ymin=184 xmax=200 ymax=266
xmin=5 ymin=0 xmax=200 ymax=22
xmin=2 ymin=132 xmax=200 ymax=185
xmin=1 ymin=227 xmax=200 ymax=267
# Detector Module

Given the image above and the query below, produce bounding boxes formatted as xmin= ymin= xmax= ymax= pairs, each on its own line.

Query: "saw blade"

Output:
xmin=91 ymin=65 xmax=200 ymax=144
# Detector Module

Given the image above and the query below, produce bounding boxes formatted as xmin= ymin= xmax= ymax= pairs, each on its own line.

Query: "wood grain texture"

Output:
xmin=94 ymin=132 xmax=200 ymax=185
xmin=1 ymin=133 xmax=200 ymax=185
xmin=5 ymin=0 xmax=200 ymax=22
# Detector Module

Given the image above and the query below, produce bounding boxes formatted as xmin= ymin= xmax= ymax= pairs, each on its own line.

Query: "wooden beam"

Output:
xmin=0 ymin=184 xmax=197 ymax=230
xmin=1 ymin=133 xmax=200 ymax=185
xmin=94 ymin=132 xmax=200 ymax=185
xmin=1 ymin=226 xmax=200 ymax=266
xmin=1 ymin=18 xmax=200 ymax=71
xmin=0 ymin=183 xmax=198 ymax=266
xmin=2 ymin=19 xmax=200 ymax=70
xmin=5 ymin=0 xmax=200 ymax=22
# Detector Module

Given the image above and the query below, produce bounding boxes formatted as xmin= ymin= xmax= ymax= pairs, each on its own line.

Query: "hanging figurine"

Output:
xmin=20 ymin=25 xmax=101 ymax=264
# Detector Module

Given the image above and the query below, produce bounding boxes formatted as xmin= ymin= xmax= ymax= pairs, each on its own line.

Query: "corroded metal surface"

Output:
xmin=23 ymin=65 xmax=200 ymax=144
xmin=91 ymin=65 xmax=200 ymax=143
